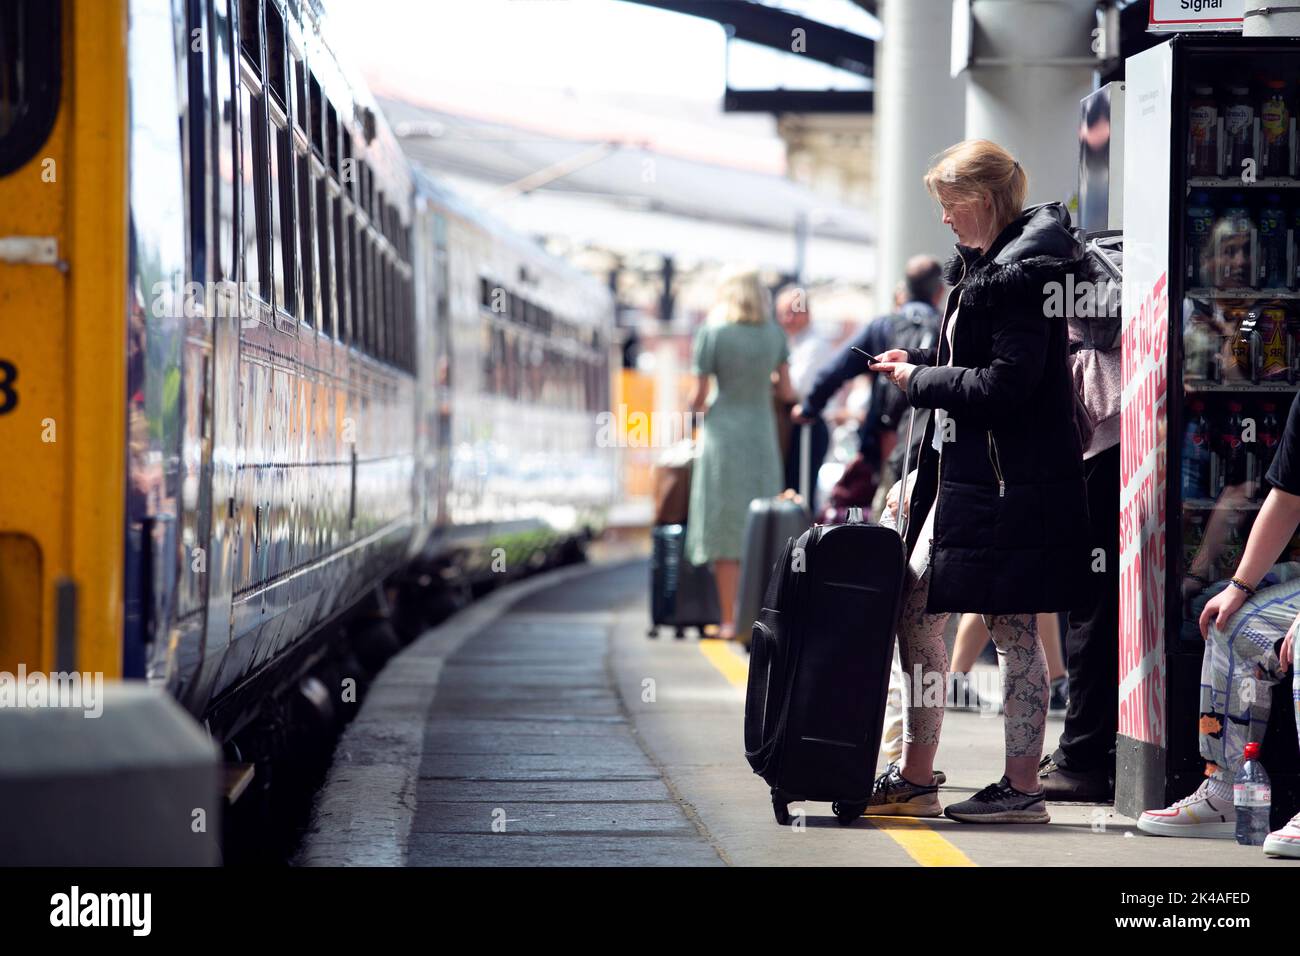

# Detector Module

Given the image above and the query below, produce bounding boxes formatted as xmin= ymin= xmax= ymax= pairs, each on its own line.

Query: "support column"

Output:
xmin=961 ymin=0 xmax=1097 ymax=210
xmin=873 ymin=0 xmax=967 ymax=315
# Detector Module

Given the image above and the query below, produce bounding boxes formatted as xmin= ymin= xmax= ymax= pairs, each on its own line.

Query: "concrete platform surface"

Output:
xmin=301 ymin=558 xmax=1295 ymax=867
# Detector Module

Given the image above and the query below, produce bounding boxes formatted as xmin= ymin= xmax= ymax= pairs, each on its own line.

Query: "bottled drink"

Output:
xmin=1224 ymin=85 xmax=1255 ymax=176
xmin=1214 ymin=401 xmax=1249 ymax=495
xmin=1258 ymin=198 xmax=1289 ymax=288
xmin=1190 ymin=86 xmax=1219 ymax=176
xmin=1257 ymin=401 xmax=1282 ymax=499
xmin=1224 ymin=303 xmax=1254 ymax=381
xmin=1234 ymin=741 xmax=1272 ymax=846
xmin=1257 ymin=302 xmax=1289 ymax=380
xmin=1260 ymin=80 xmax=1291 ymax=178
xmin=1187 ymin=192 xmax=1216 ymax=288
xmin=1183 ymin=399 xmax=1212 ymax=500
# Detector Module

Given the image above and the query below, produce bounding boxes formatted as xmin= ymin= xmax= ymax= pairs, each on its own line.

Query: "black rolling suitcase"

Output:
xmin=734 ymin=424 xmax=813 ymax=649
xmin=648 ymin=524 xmax=720 ymax=638
xmin=743 ymin=413 xmax=917 ymax=825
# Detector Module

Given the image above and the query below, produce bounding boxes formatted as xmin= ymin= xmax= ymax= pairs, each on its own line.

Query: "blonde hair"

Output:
xmin=709 ymin=266 xmax=768 ymax=325
xmin=924 ymin=139 xmax=1028 ymax=241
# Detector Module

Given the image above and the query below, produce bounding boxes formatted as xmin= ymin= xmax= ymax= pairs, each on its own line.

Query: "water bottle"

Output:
xmin=1234 ymin=742 xmax=1272 ymax=846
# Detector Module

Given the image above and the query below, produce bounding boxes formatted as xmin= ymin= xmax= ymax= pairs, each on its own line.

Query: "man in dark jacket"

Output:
xmin=793 ymin=255 xmax=945 ymax=494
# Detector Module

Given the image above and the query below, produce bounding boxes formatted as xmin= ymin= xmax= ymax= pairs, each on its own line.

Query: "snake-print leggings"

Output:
xmin=898 ymin=506 xmax=1049 ymax=757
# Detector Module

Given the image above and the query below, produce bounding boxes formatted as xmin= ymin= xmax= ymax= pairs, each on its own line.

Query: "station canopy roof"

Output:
xmin=379 ymin=95 xmax=875 ymax=284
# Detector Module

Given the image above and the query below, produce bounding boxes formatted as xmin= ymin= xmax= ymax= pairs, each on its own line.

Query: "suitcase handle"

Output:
xmin=799 ymin=422 xmax=811 ymax=505
xmin=896 ymin=328 xmax=936 ymax=544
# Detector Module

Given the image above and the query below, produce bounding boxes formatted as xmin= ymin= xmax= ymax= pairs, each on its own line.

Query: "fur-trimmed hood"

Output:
xmin=941 ymin=202 xmax=1085 ymax=311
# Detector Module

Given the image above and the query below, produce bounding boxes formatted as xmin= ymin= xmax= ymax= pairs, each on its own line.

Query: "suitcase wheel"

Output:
xmin=674 ymin=627 xmax=687 ymax=639
xmin=647 ymin=626 xmax=660 ymax=639
xmin=772 ymin=795 xmax=792 ymax=827
xmin=832 ymin=801 xmax=868 ymax=826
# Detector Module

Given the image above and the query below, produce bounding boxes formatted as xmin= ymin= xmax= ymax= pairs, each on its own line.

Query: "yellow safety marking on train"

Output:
xmin=699 ymin=640 xmax=979 ymax=868
xmin=862 ymin=816 xmax=978 ymax=867
xmin=697 ymin=639 xmax=750 ymax=689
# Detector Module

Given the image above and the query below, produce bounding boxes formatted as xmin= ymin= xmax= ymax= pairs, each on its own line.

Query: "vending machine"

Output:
xmin=1119 ymin=34 xmax=1300 ymax=824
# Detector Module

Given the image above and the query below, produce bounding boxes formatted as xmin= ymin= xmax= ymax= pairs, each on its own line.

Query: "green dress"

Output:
xmin=686 ymin=319 xmax=790 ymax=565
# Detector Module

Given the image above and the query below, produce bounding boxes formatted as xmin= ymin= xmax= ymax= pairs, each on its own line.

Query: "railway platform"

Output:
xmin=298 ymin=555 xmax=1285 ymax=868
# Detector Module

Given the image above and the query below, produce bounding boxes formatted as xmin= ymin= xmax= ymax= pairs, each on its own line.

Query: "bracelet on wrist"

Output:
xmin=1229 ymin=577 xmax=1257 ymax=598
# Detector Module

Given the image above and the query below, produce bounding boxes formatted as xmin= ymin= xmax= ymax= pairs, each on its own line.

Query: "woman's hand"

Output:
xmin=1199 ymin=585 xmax=1247 ymax=639
xmin=870 ymin=349 xmax=915 ymax=390
xmin=872 ymin=361 xmax=916 ymax=391
xmin=1281 ymin=621 xmax=1296 ymax=672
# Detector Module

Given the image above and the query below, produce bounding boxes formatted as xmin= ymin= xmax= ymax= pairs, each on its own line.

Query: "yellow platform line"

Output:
xmin=697 ymin=639 xmax=750 ymax=688
xmin=698 ymin=640 xmax=979 ymax=868
xmin=863 ymin=816 xmax=978 ymax=866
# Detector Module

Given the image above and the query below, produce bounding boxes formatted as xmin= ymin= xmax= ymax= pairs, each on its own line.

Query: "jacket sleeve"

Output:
xmin=905 ymin=302 xmax=1049 ymax=418
xmin=906 ymin=345 xmax=937 ymax=367
xmin=802 ymin=327 xmax=872 ymax=415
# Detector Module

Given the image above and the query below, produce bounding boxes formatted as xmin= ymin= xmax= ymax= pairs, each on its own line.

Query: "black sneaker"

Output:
xmin=1037 ymin=754 xmax=1112 ymax=802
xmin=866 ymin=763 xmax=942 ymax=817
xmin=943 ymin=776 xmax=1050 ymax=824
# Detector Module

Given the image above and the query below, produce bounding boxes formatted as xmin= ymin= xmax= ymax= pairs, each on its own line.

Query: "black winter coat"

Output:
xmin=902 ymin=202 xmax=1091 ymax=614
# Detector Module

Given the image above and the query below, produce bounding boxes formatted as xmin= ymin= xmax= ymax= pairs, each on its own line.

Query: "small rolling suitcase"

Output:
xmin=734 ymin=425 xmax=813 ymax=648
xmin=648 ymin=523 xmax=720 ymax=638
xmin=743 ymin=412 xmax=917 ymax=825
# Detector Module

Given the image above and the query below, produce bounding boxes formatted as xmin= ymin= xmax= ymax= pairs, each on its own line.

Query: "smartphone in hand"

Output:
xmin=852 ymin=345 xmax=884 ymax=366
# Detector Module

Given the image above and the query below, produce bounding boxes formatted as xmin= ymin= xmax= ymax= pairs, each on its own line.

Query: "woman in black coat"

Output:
xmin=867 ymin=139 xmax=1091 ymax=824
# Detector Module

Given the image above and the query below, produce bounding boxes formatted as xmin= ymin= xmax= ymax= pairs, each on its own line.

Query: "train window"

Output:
xmin=326 ymin=102 xmax=339 ymax=177
xmin=267 ymin=107 xmax=295 ymax=317
xmin=333 ymin=196 xmax=348 ymax=341
xmin=237 ymin=80 xmax=267 ymax=306
xmin=309 ymin=76 xmax=324 ymax=160
xmin=381 ymin=254 xmax=391 ymax=364
xmin=0 ymin=1 xmax=60 ymax=177
xmin=349 ymin=214 xmax=362 ymax=351
xmin=316 ymin=176 xmax=333 ymax=337
xmin=297 ymin=153 xmax=314 ymax=328
xmin=293 ymin=57 xmax=307 ymax=136
xmin=214 ymin=0 xmax=237 ymax=282
xmin=238 ymin=0 xmax=260 ymax=72
xmin=264 ymin=0 xmax=286 ymax=106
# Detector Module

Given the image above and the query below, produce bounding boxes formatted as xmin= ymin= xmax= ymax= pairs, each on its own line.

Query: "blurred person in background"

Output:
xmin=777 ymin=286 xmax=834 ymax=508
xmin=793 ymin=255 xmax=945 ymax=518
xmin=687 ymin=267 xmax=796 ymax=641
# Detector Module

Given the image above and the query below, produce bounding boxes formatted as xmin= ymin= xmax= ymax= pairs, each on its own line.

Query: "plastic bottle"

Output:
xmin=1189 ymin=86 xmax=1219 ymax=177
xmin=1234 ymin=741 xmax=1272 ymax=846
xmin=1182 ymin=400 xmax=1212 ymax=500
xmin=1260 ymin=80 xmax=1291 ymax=178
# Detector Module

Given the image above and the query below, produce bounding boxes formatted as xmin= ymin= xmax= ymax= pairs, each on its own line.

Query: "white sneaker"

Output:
xmin=1263 ymin=812 xmax=1300 ymax=858
xmin=1136 ymin=779 xmax=1236 ymax=839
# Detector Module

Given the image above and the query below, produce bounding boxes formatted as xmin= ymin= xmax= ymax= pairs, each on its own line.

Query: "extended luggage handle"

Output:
xmin=895 ymin=328 xmax=936 ymax=545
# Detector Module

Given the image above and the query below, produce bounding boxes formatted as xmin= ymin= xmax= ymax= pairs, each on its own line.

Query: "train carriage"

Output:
xmin=0 ymin=0 xmax=615 ymax=771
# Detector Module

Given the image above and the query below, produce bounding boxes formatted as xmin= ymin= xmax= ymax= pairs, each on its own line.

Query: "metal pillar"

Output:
xmin=960 ymin=0 xmax=1097 ymax=212
xmin=872 ymin=0 xmax=967 ymax=315
xmin=1243 ymin=4 xmax=1300 ymax=36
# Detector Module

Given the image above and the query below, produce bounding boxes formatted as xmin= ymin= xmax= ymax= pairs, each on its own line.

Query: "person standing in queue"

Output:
xmin=686 ymin=266 xmax=796 ymax=642
xmin=866 ymin=139 xmax=1091 ymax=823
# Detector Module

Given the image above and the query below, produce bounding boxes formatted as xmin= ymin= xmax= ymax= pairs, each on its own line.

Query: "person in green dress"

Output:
xmin=686 ymin=267 xmax=797 ymax=640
